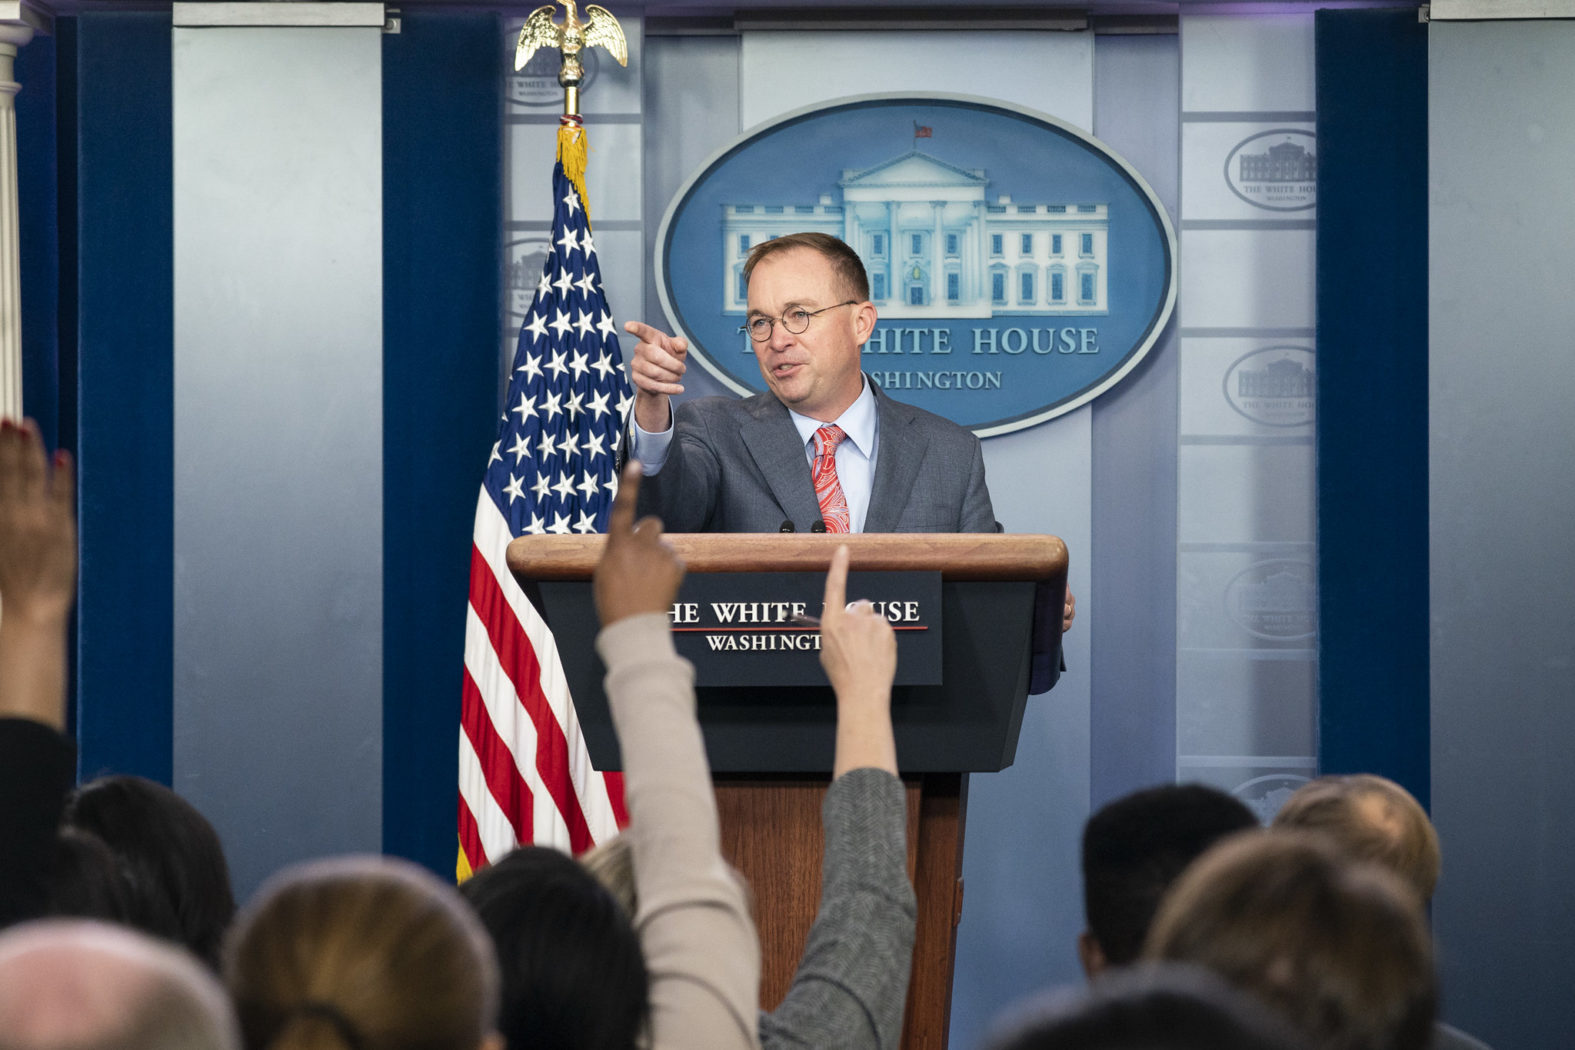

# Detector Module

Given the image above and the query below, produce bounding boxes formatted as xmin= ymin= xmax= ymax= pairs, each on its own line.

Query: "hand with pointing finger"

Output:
xmin=818 ymin=545 xmax=899 ymax=778
xmin=622 ymin=320 xmax=688 ymax=435
xmin=593 ymin=461 xmax=685 ymax=628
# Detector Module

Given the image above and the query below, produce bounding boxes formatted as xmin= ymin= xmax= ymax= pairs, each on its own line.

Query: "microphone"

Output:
xmin=810 ymin=520 xmax=827 ymax=534
xmin=779 ymin=520 xmax=795 ymax=533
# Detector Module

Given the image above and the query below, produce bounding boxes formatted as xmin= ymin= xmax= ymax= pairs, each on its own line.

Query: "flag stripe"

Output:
xmin=467 ymin=545 xmax=596 ymax=852
xmin=458 ymin=725 xmax=524 ymax=864
xmin=469 ymin=492 xmax=623 ymax=843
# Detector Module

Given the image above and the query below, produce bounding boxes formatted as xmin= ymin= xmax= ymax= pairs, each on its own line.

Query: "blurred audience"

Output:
xmin=1273 ymin=774 xmax=1493 ymax=1050
xmin=982 ymin=963 xmax=1310 ymax=1050
xmin=0 ymin=918 xmax=240 ymax=1050
xmin=224 ymin=854 xmax=500 ymax=1050
xmin=1144 ymin=830 xmax=1435 ymax=1050
xmin=461 ymin=844 xmax=648 ymax=1050
xmin=63 ymin=774 xmax=237 ymax=969
xmin=1078 ymin=783 xmax=1258 ymax=977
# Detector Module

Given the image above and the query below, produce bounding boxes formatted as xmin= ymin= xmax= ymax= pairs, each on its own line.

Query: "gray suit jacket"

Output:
xmin=635 ymin=381 xmax=996 ymax=533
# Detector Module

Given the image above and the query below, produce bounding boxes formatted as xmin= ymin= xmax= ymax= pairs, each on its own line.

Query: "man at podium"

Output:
xmin=622 ymin=231 xmax=997 ymax=535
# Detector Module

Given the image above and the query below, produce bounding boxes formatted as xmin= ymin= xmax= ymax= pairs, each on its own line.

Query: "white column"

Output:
xmin=0 ymin=20 xmax=34 ymax=421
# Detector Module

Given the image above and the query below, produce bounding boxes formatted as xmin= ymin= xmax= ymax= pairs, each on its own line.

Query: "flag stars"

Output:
xmin=581 ymin=230 xmax=596 ymax=257
xmin=515 ymin=354 xmax=543 ymax=382
xmin=549 ymin=310 xmax=573 ymax=338
xmin=552 ymin=270 xmax=575 ymax=296
xmin=536 ymin=271 xmax=552 ymax=298
xmin=564 ymin=389 xmax=586 ymax=421
xmin=575 ymin=272 xmax=598 ymax=297
xmin=559 ymin=428 xmax=582 ymax=459
xmin=546 ymin=350 xmax=569 ymax=379
xmin=552 ymin=474 xmax=577 ymax=502
xmin=596 ymin=313 xmax=617 ymax=340
xmin=574 ymin=311 xmax=595 ymax=338
xmin=537 ymin=431 xmax=558 ymax=461
xmin=501 ymin=473 xmax=526 ymax=504
xmin=547 ymin=512 xmax=572 ymax=535
xmin=523 ymin=512 xmax=546 ymax=535
xmin=577 ymin=472 xmax=601 ymax=501
xmin=511 ymin=392 xmax=538 ymax=422
xmin=531 ymin=474 xmax=552 ymax=502
xmin=615 ymin=390 xmax=634 ymax=423
xmin=507 ymin=432 xmax=532 ymax=464
xmin=573 ymin=510 xmax=598 ymax=534
xmin=541 ymin=390 xmax=564 ymax=421
xmin=488 ymin=441 xmax=503 ymax=467
xmin=586 ymin=389 xmax=611 ymax=422
xmin=562 ymin=188 xmax=581 ymax=215
xmin=569 ymin=351 xmax=590 ymax=380
xmin=556 ymin=227 xmax=580 ymax=255
xmin=584 ymin=430 xmax=607 ymax=462
xmin=524 ymin=312 xmax=549 ymax=342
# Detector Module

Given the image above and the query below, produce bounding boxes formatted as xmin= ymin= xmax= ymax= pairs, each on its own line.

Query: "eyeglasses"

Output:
xmin=739 ymin=300 xmax=858 ymax=342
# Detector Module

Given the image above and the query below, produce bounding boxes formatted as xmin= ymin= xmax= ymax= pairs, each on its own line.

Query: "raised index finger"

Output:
xmin=822 ymin=545 xmax=850 ymax=624
xmin=606 ymin=461 xmax=642 ymax=540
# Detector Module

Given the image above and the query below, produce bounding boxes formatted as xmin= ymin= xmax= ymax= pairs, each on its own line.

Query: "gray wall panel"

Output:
xmin=1090 ymin=32 xmax=1181 ymax=806
xmin=172 ymin=26 xmax=384 ymax=899
xmin=1429 ymin=20 xmax=1575 ymax=1047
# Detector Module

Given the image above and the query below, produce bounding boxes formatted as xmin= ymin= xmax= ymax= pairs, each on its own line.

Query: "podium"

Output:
xmin=507 ymin=533 xmax=1067 ymax=1050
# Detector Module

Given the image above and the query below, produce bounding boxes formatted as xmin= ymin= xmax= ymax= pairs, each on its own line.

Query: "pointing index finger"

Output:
xmin=607 ymin=461 xmax=642 ymax=540
xmin=822 ymin=545 xmax=850 ymax=624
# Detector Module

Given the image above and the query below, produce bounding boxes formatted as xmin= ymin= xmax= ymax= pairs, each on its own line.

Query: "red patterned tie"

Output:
xmin=811 ymin=425 xmax=850 ymax=534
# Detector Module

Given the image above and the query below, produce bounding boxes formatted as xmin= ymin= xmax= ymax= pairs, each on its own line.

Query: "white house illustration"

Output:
xmin=721 ymin=149 xmax=1109 ymax=319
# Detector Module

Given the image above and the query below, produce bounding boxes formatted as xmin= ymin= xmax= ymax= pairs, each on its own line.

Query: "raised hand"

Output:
xmin=593 ymin=461 xmax=685 ymax=628
xmin=0 ymin=419 xmax=76 ymax=626
xmin=818 ymin=545 xmax=898 ymax=777
xmin=0 ymin=418 xmax=76 ymax=729
xmin=622 ymin=320 xmax=688 ymax=434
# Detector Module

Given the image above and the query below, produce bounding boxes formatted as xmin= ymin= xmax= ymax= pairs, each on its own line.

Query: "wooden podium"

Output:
xmin=507 ymin=533 xmax=1067 ymax=1050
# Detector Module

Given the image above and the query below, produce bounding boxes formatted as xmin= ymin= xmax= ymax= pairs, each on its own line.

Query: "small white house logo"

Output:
xmin=507 ymin=45 xmax=598 ymax=107
xmin=1231 ymin=773 xmax=1312 ymax=824
xmin=1224 ymin=346 xmax=1315 ymax=426
xmin=1225 ymin=559 xmax=1316 ymax=641
xmin=1225 ymin=129 xmax=1316 ymax=211
xmin=505 ymin=235 xmax=553 ymax=324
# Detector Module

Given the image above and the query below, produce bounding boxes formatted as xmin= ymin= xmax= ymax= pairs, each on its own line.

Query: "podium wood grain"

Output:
xmin=715 ymin=773 xmax=965 ymax=1050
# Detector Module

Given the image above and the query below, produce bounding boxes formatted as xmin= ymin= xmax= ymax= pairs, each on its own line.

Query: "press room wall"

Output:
xmin=1428 ymin=19 xmax=1575 ymax=1048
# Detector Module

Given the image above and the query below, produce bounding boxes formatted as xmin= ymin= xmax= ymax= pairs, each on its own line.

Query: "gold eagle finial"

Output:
xmin=515 ymin=2 xmax=628 ymax=116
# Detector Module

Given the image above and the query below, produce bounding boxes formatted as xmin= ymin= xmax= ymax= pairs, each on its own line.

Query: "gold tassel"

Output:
xmin=558 ymin=119 xmax=591 ymax=225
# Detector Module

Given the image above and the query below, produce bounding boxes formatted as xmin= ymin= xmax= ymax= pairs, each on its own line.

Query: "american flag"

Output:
xmin=458 ymin=151 xmax=632 ymax=877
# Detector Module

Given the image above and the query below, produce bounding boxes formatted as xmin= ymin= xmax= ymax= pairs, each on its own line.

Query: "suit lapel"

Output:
xmin=864 ymin=383 xmax=928 ymax=533
xmin=740 ymin=396 xmax=822 ymax=531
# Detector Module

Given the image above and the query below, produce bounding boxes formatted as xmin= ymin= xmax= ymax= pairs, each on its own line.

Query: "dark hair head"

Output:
xmin=460 ymin=846 xmax=647 ymax=1050
xmin=1081 ymin=784 xmax=1259 ymax=966
xmin=984 ymin=963 xmax=1311 ymax=1050
xmin=64 ymin=775 xmax=236 ymax=968
xmin=1145 ymin=831 xmax=1436 ymax=1050
xmin=742 ymin=232 xmax=871 ymax=301
xmin=1271 ymin=774 xmax=1440 ymax=901
xmin=225 ymin=854 xmax=498 ymax=1050
xmin=45 ymin=828 xmax=136 ymax=924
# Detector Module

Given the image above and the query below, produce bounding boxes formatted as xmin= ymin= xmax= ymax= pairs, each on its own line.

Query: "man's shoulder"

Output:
xmin=873 ymin=385 xmax=980 ymax=447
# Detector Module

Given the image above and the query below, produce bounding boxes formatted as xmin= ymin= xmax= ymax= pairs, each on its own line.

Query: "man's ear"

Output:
xmin=853 ymin=299 xmax=878 ymax=345
xmin=1077 ymin=929 xmax=1108 ymax=981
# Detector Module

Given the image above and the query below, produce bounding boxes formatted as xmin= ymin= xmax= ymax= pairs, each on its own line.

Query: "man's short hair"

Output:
xmin=1271 ymin=774 xmax=1440 ymax=901
xmin=984 ymin=963 xmax=1311 ymax=1050
xmin=1081 ymin=784 xmax=1259 ymax=967
xmin=0 ymin=919 xmax=241 ymax=1050
xmin=742 ymin=232 xmax=871 ymax=302
xmin=1145 ymin=831 xmax=1436 ymax=1050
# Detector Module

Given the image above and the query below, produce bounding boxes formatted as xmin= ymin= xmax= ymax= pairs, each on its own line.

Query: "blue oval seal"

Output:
xmin=655 ymin=94 xmax=1177 ymax=435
